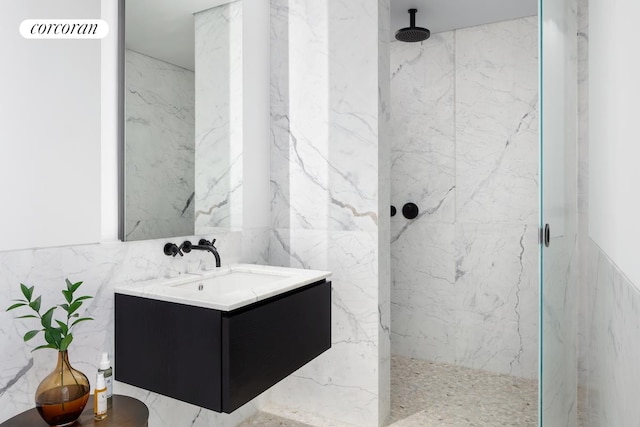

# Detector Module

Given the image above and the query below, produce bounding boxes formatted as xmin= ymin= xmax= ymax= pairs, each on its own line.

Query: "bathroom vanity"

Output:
xmin=114 ymin=265 xmax=331 ymax=413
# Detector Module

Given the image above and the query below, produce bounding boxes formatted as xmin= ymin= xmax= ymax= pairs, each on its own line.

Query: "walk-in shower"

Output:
xmin=389 ymin=0 xmax=577 ymax=425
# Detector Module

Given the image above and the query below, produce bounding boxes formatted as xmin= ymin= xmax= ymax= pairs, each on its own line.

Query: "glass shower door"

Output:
xmin=539 ymin=0 xmax=578 ymax=425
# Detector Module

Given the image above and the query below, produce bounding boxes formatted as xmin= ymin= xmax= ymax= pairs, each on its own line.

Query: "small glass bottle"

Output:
xmin=94 ymin=372 xmax=108 ymax=421
xmin=98 ymin=352 xmax=113 ymax=408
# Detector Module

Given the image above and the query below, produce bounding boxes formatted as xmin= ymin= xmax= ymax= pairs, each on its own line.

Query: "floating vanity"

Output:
xmin=114 ymin=264 xmax=331 ymax=413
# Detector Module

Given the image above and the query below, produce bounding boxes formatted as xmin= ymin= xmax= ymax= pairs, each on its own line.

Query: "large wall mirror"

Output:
xmin=121 ymin=0 xmax=243 ymax=241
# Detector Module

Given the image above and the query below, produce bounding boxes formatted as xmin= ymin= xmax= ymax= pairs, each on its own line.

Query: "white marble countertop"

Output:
xmin=114 ymin=264 xmax=331 ymax=311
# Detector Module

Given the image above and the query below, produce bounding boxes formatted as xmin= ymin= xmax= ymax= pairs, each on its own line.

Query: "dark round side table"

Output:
xmin=0 ymin=395 xmax=149 ymax=427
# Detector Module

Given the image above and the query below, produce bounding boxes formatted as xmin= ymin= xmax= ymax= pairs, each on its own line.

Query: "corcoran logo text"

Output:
xmin=20 ymin=19 xmax=109 ymax=39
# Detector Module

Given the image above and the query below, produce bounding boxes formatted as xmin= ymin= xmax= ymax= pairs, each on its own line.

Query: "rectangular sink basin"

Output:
xmin=172 ymin=270 xmax=291 ymax=293
xmin=115 ymin=264 xmax=331 ymax=311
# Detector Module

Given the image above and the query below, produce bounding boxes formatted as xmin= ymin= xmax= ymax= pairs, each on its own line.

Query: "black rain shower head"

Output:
xmin=395 ymin=9 xmax=430 ymax=43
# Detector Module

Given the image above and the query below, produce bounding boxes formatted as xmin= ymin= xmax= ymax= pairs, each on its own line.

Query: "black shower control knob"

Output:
xmin=402 ymin=202 xmax=419 ymax=220
xmin=391 ymin=205 xmax=397 ymax=217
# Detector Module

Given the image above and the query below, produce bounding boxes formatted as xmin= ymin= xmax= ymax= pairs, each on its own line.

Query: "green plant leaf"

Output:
xmin=29 ymin=296 xmax=41 ymax=313
xmin=20 ymin=284 xmax=33 ymax=302
xmin=40 ymin=307 xmax=55 ymax=328
xmin=67 ymin=301 xmax=82 ymax=316
xmin=11 ymin=278 xmax=94 ymax=353
xmin=62 ymin=289 xmax=72 ymax=304
xmin=69 ymin=281 xmax=83 ymax=293
xmin=23 ymin=330 xmax=41 ymax=342
xmin=32 ymin=344 xmax=57 ymax=352
xmin=59 ymin=334 xmax=73 ymax=352
xmin=17 ymin=314 xmax=38 ymax=319
xmin=6 ymin=302 xmax=27 ymax=311
xmin=44 ymin=329 xmax=54 ymax=345
xmin=55 ymin=320 xmax=68 ymax=336
xmin=70 ymin=317 xmax=93 ymax=328
xmin=44 ymin=328 xmax=62 ymax=347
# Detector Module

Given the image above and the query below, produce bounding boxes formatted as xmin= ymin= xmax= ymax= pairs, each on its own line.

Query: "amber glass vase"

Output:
xmin=35 ymin=351 xmax=90 ymax=426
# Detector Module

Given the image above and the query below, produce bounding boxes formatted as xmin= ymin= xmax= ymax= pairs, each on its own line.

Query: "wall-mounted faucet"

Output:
xmin=163 ymin=238 xmax=221 ymax=267
xmin=181 ymin=238 xmax=221 ymax=268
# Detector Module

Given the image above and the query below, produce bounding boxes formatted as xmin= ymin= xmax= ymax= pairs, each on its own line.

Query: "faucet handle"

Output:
xmin=198 ymin=238 xmax=217 ymax=247
xmin=163 ymin=243 xmax=183 ymax=257
xmin=180 ymin=241 xmax=193 ymax=253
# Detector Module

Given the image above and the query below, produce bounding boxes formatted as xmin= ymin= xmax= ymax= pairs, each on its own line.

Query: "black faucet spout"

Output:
xmin=181 ymin=239 xmax=221 ymax=267
xmin=191 ymin=245 xmax=221 ymax=267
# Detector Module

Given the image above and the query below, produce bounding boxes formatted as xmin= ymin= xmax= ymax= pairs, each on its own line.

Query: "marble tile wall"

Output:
xmin=390 ymin=17 xmax=540 ymax=379
xmin=456 ymin=19 xmax=539 ymax=225
xmin=581 ymin=241 xmax=640 ymax=426
xmin=268 ymin=0 xmax=390 ymax=425
xmin=124 ymin=50 xmax=195 ymax=241
xmin=194 ymin=2 xmax=244 ymax=233
xmin=0 ymin=232 xmax=268 ymax=426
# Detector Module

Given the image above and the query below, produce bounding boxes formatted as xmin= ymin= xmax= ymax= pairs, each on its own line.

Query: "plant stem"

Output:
xmin=60 ymin=352 xmax=66 ymax=411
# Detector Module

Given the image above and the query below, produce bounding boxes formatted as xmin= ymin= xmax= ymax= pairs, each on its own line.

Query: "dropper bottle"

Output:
xmin=98 ymin=352 xmax=113 ymax=408
xmin=94 ymin=372 xmax=108 ymax=420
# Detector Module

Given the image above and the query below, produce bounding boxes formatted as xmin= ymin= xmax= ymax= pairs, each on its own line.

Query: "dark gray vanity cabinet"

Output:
xmin=115 ymin=280 xmax=331 ymax=413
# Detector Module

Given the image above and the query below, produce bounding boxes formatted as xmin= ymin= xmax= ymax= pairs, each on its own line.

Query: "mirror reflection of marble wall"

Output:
xmin=123 ymin=0 xmax=241 ymax=241
xmin=125 ymin=50 xmax=195 ymax=240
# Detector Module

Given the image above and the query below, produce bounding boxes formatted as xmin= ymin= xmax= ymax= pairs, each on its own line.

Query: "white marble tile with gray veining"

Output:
xmin=455 ymin=17 xmax=539 ymax=225
xmin=194 ymin=3 xmax=244 ymax=232
xmin=270 ymin=0 xmax=332 ymax=232
xmin=125 ymin=49 xmax=195 ymax=241
xmin=391 ymin=221 xmax=456 ymax=362
xmin=454 ymin=224 xmax=538 ymax=378
xmin=582 ymin=239 xmax=640 ymax=427
xmin=390 ymin=33 xmax=455 ymax=223
xmin=270 ymin=0 xmax=381 ymax=233
xmin=325 ymin=1 xmax=381 ymax=232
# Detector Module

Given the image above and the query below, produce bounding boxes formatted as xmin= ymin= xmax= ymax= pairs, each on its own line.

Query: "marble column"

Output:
xmin=194 ymin=2 xmax=244 ymax=233
xmin=268 ymin=0 xmax=391 ymax=425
